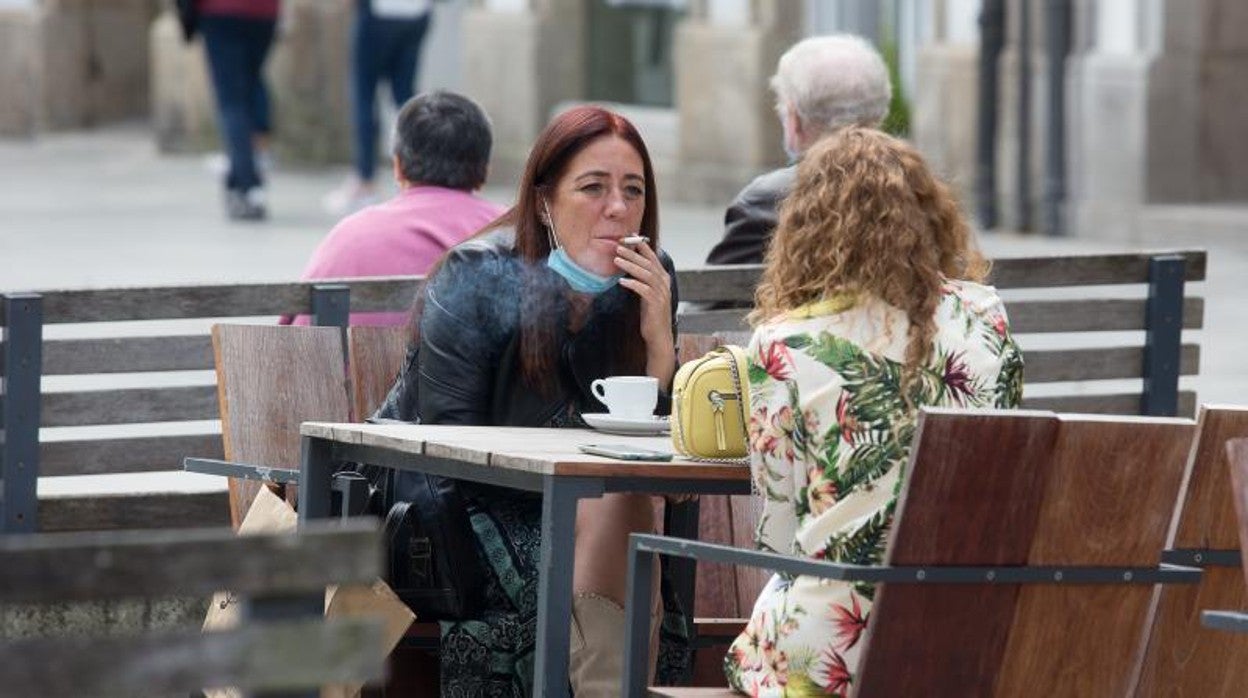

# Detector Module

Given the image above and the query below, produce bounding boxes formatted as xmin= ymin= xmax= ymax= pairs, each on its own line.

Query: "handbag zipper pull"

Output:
xmin=709 ymin=390 xmax=728 ymax=451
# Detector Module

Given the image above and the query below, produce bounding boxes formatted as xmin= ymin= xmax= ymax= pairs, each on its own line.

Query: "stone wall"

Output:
xmin=0 ymin=0 xmax=159 ymax=137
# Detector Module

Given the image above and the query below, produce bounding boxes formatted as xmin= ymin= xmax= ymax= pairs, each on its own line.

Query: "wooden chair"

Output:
xmin=347 ymin=325 xmax=411 ymax=420
xmin=208 ymin=323 xmax=440 ymax=694
xmin=212 ymin=324 xmax=351 ymax=528
xmin=1135 ymin=406 xmax=1248 ymax=693
xmin=628 ymin=409 xmax=1198 ymax=696
xmin=0 ymin=520 xmax=384 ymax=697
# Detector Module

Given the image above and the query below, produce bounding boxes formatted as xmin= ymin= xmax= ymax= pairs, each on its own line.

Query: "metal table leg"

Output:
xmin=298 ymin=436 xmax=335 ymax=523
xmin=533 ymin=476 xmax=603 ymax=698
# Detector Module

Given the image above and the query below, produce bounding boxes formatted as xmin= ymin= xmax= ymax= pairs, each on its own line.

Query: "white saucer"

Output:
xmin=582 ymin=413 xmax=670 ymax=436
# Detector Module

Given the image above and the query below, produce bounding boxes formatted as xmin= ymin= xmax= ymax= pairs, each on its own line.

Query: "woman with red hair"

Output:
xmin=372 ymin=105 xmax=684 ymax=695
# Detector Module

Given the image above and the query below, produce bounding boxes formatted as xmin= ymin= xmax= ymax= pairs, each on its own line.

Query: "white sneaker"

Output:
xmin=204 ymin=150 xmax=275 ymax=176
xmin=322 ymin=178 xmax=381 ymax=217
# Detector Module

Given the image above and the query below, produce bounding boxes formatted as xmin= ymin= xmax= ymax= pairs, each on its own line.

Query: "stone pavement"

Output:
xmin=1 ymin=125 xmax=1245 ymax=496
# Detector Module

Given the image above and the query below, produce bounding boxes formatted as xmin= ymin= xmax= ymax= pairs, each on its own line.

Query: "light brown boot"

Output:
xmin=568 ymin=592 xmax=662 ymax=696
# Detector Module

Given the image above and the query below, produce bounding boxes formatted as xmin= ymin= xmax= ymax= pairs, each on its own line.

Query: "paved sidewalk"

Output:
xmin=2 ymin=124 xmax=1244 ymax=419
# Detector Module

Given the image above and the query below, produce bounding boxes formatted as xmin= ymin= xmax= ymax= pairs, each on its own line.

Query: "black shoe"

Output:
xmin=226 ymin=188 xmax=267 ymax=221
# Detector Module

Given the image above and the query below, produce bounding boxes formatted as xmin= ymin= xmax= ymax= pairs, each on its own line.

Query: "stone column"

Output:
xmin=993 ymin=0 xmax=1050 ymax=232
xmin=672 ymin=0 xmax=802 ymax=205
xmin=1 ymin=0 xmax=159 ymax=138
xmin=0 ymin=6 xmax=42 ymax=137
xmin=1068 ymin=0 xmax=1248 ymax=241
xmin=461 ymin=0 xmax=588 ymax=187
xmin=1065 ymin=0 xmax=1155 ymax=240
xmin=911 ymin=0 xmax=982 ymax=210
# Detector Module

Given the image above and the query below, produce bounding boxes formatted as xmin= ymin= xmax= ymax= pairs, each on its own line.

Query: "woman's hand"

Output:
xmin=615 ymin=241 xmax=676 ymax=386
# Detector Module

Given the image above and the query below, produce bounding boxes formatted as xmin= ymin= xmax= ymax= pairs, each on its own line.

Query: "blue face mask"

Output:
xmin=542 ymin=198 xmax=622 ymax=295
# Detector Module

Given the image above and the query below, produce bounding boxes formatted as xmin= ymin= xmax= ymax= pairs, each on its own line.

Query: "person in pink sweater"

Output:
xmin=288 ymin=91 xmax=503 ymax=326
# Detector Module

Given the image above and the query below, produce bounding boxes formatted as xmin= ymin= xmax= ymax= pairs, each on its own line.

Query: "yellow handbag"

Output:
xmin=671 ymin=345 xmax=752 ymax=462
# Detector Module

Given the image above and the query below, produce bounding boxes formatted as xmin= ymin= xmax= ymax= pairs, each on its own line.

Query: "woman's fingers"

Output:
xmin=615 ymin=243 xmax=669 ymax=290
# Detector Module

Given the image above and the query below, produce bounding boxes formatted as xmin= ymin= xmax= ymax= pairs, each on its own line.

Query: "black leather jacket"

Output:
xmin=705 ymin=165 xmax=796 ymax=265
xmin=376 ymin=228 xmax=679 ymax=427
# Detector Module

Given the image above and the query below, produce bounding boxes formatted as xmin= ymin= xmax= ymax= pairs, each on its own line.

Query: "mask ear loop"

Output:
xmin=540 ymin=196 xmax=561 ymax=251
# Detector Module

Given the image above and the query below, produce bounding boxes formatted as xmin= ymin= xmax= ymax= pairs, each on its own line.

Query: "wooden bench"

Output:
xmin=0 ymin=279 xmax=415 ymax=534
xmin=624 ymin=408 xmax=1200 ymax=696
xmin=0 ymin=519 xmax=385 ymax=697
xmin=678 ymin=249 xmax=1206 ymax=416
xmin=0 ymin=250 xmax=1204 ymax=535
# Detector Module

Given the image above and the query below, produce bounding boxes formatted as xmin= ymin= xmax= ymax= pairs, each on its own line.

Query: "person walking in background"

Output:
xmin=707 ymin=34 xmax=892 ymax=265
xmin=324 ymin=0 xmax=434 ymax=216
xmin=723 ymin=127 xmax=1023 ymax=695
xmin=286 ymin=91 xmax=502 ymax=326
xmin=198 ymin=0 xmax=280 ymax=221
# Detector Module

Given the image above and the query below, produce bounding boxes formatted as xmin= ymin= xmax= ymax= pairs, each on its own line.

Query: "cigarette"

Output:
xmin=621 ymin=236 xmax=649 ymax=246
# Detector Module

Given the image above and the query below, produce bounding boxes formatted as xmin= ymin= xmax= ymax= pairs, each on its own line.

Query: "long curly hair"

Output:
xmin=750 ymin=127 xmax=988 ymax=382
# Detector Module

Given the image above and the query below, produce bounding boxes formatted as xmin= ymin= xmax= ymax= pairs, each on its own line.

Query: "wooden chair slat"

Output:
xmin=1008 ymin=297 xmax=1204 ymax=333
xmin=0 ymin=521 xmax=381 ymax=602
xmin=1024 ymin=344 xmax=1200 ymax=383
xmin=727 ymin=494 xmax=767 ymax=615
xmin=39 ymin=491 xmax=229 ymax=532
xmin=213 ymin=324 xmax=352 ymax=527
xmin=41 ymin=335 xmax=214 ymax=375
xmin=691 ymin=493 xmax=738 ymax=620
xmin=41 ymin=385 xmax=220 ymax=427
xmin=677 ymin=309 xmax=749 ymax=334
xmin=40 ymin=434 xmax=224 ymax=477
xmin=857 ymin=409 xmax=1060 ymax=696
xmin=1133 ymin=406 xmax=1248 ymax=695
xmin=987 ymin=250 xmax=1208 ymax=287
xmin=1021 ymin=391 xmax=1197 ymax=417
xmin=994 ymin=415 xmax=1194 ymax=696
xmin=347 ymin=325 xmax=410 ymax=421
xmin=0 ymin=618 xmax=383 ymax=697
xmin=674 ymin=297 xmax=1206 ymax=336
xmin=668 ymin=250 xmax=1207 ymax=302
xmin=36 ymin=284 xmax=313 ymax=324
xmin=1229 ymin=437 xmax=1248 ymax=587
xmin=343 ymin=277 xmax=423 ymax=312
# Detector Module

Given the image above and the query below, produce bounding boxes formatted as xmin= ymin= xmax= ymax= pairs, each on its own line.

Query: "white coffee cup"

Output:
xmin=591 ymin=376 xmax=658 ymax=419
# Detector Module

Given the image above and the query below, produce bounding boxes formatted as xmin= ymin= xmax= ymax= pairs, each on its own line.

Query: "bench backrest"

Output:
xmin=0 ymin=249 xmax=1205 ymax=533
xmin=0 ymin=520 xmax=384 ymax=696
xmin=677 ymin=250 xmax=1206 ymax=416
xmin=214 ymin=324 xmax=353 ymax=526
xmin=855 ymin=409 xmax=1194 ymax=696
xmin=0 ymin=279 xmax=416 ymax=533
xmin=1133 ymin=405 xmax=1248 ymax=695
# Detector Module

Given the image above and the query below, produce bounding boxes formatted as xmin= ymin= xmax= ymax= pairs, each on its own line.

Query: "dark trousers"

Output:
xmin=351 ymin=6 xmax=431 ymax=182
xmin=200 ymin=15 xmax=277 ymax=193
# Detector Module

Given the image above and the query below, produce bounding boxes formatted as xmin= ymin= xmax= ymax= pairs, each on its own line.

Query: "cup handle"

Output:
xmin=591 ymin=379 xmax=608 ymax=406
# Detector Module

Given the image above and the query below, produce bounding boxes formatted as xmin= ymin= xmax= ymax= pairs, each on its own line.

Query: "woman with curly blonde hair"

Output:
xmin=725 ymin=127 xmax=1024 ymax=696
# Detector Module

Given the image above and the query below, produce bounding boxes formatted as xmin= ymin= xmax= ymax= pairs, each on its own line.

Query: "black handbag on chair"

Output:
xmin=381 ymin=470 xmax=485 ymax=620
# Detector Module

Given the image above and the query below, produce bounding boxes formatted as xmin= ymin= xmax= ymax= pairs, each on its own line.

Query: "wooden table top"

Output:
xmin=301 ymin=422 xmax=753 ymax=481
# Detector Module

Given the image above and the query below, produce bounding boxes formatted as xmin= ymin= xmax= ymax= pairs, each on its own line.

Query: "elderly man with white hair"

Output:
xmin=705 ymin=34 xmax=893 ymax=265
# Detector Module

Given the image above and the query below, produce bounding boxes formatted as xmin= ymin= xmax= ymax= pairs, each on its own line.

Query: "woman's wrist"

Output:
xmin=645 ymin=342 xmax=676 ymax=389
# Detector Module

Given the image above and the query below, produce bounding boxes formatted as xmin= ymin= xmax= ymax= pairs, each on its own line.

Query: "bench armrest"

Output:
xmin=183 ymin=457 xmax=300 ymax=485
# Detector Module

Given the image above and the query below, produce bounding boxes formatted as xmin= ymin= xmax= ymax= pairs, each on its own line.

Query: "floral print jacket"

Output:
xmin=724 ymin=280 xmax=1024 ymax=697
